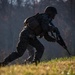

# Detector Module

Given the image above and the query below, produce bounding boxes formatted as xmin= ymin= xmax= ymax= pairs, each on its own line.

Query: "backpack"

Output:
xmin=24 ymin=13 xmax=43 ymax=36
xmin=24 ymin=13 xmax=41 ymax=30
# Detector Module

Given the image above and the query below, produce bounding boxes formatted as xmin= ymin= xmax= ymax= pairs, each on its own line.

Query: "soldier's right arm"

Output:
xmin=41 ymin=14 xmax=56 ymax=33
xmin=41 ymin=14 xmax=50 ymax=33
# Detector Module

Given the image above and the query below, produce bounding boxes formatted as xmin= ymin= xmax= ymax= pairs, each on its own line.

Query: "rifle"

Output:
xmin=50 ymin=22 xmax=71 ymax=56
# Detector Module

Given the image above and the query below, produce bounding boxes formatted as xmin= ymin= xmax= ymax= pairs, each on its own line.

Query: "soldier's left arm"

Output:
xmin=44 ymin=32 xmax=56 ymax=42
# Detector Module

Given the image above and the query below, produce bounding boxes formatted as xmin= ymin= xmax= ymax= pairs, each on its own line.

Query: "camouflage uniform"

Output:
xmin=0 ymin=6 xmax=57 ymax=66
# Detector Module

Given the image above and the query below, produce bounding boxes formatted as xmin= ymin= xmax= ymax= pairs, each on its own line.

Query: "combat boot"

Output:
xmin=0 ymin=61 xmax=7 ymax=67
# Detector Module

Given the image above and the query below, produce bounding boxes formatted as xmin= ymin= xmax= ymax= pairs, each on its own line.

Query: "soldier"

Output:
xmin=0 ymin=6 xmax=58 ymax=66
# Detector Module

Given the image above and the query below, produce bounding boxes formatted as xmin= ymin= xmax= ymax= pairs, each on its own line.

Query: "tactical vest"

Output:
xmin=24 ymin=13 xmax=43 ymax=36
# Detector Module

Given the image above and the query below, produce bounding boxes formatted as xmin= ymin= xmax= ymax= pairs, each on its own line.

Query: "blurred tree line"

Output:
xmin=0 ymin=0 xmax=75 ymax=61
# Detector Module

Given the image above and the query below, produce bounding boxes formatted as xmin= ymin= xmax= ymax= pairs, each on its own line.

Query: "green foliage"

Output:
xmin=0 ymin=56 xmax=75 ymax=75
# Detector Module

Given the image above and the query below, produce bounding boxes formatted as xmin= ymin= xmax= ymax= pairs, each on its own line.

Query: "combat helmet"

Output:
xmin=44 ymin=6 xmax=57 ymax=15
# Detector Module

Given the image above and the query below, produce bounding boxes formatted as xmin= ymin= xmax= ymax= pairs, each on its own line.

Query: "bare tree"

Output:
xmin=17 ymin=0 xmax=22 ymax=7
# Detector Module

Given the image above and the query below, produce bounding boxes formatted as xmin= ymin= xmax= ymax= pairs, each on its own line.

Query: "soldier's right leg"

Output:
xmin=0 ymin=40 xmax=28 ymax=66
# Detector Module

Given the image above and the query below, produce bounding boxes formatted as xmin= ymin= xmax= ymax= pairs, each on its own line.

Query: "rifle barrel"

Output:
xmin=57 ymin=35 xmax=71 ymax=55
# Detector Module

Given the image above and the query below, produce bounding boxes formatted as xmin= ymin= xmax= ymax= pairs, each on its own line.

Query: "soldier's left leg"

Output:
xmin=26 ymin=45 xmax=35 ymax=62
xmin=29 ymin=38 xmax=44 ymax=62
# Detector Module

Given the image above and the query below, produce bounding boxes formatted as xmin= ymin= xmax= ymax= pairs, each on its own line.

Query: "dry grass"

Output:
xmin=0 ymin=56 xmax=75 ymax=75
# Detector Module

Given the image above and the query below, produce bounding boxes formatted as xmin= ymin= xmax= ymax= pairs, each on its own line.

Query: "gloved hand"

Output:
xmin=53 ymin=27 xmax=60 ymax=35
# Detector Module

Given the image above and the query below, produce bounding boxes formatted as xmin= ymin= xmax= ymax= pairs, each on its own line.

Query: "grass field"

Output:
xmin=0 ymin=56 xmax=75 ymax=75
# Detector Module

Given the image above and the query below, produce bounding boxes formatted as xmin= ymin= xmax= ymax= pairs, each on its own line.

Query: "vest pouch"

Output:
xmin=24 ymin=16 xmax=42 ymax=36
xmin=25 ymin=17 xmax=40 ymax=30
